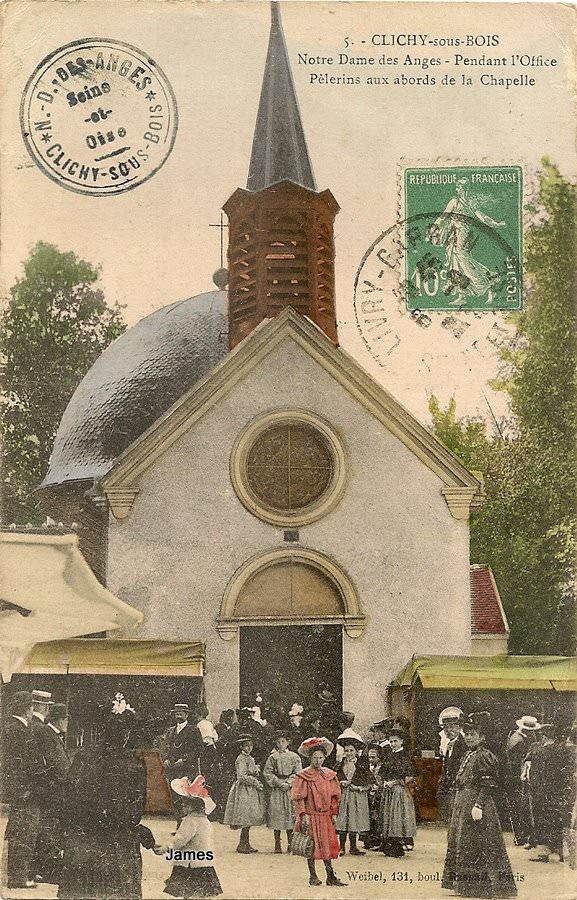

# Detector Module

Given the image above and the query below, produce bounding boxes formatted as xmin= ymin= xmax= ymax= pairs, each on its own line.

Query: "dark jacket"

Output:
xmin=159 ymin=721 xmax=205 ymax=779
xmin=2 ymin=716 xmax=44 ymax=804
xmin=438 ymin=734 xmax=468 ymax=796
xmin=37 ymin=724 xmax=72 ymax=805
xmin=380 ymin=748 xmax=416 ymax=782
xmin=335 ymin=757 xmax=375 ymax=788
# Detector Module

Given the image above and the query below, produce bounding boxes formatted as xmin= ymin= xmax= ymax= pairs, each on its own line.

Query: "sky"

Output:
xmin=1 ymin=0 xmax=575 ymax=427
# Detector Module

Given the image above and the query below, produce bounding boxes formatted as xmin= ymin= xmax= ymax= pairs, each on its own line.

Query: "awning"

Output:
xmin=0 ymin=531 xmax=143 ymax=680
xmin=391 ymin=655 xmax=577 ymax=692
xmin=21 ymin=639 xmax=205 ymax=677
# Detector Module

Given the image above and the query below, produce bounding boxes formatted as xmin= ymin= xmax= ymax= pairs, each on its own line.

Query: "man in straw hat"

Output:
xmin=2 ymin=690 xmax=44 ymax=889
xmin=292 ymin=737 xmax=347 ymax=887
xmin=505 ymin=714 xmax=541 ymax=846
xmin=159 ymin=703 xmax=205 ymax=824
xmin=436 ymin=706 xmax=466 ymax=823
xmin=30 ymin=689 xmax=53 ymax=734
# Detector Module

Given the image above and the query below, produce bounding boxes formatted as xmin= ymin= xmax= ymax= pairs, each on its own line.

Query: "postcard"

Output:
xmin=0 ymin=1 xmax=576 ymax=898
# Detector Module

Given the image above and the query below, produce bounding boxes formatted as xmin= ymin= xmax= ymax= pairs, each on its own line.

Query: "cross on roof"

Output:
xmin=209 ymin=211 xmax=229 ymax=268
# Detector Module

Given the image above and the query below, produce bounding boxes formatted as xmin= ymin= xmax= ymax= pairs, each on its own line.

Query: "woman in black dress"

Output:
xmin=58 ymin=695 xmax=156 ymax=900
xmin=442 ymin=712 xmax=517 ymax=899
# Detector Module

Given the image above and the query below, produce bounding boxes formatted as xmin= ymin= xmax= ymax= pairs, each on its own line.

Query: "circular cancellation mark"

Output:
xmin=20 ymin=38 xmax=178 ymax=196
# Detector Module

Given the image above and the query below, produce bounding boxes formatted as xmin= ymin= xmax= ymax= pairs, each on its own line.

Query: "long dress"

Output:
xmin=57 ymin=747 xmax=155 ymax=900
xmin=263 ymin=748 xmax=302 ymax=830
xmin=442 ymin=746 xmax=517 ymax=898
xmin=291 ymin=766 xmax=341 ymax=860
xmin=528 ymin=739 xmax=573 ymax=855
xmin=334 ymin=758 xmax=373 ymax=834
xmin=380 ymin=748 xmax=417 ymax=840
xmin=223 ymin=751 xmax=264 ymax=827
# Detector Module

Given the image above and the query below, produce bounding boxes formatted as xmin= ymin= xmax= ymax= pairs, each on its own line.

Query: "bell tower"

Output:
xmin=223 ymin=1 xmax=339 ymax=350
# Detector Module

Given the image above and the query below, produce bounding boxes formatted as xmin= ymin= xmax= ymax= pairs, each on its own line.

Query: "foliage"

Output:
xmin=430 ymin=160 xmax=577 ymax=655
xmin=1 ymin=242 xmax=125 ymax=523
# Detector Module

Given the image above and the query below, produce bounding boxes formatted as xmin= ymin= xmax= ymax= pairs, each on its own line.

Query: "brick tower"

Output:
xmin=223 ymin=1 xmax=339 ymax=349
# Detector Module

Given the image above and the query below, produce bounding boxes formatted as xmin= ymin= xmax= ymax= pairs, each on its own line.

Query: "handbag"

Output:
xmin=291 ymin=821 xmax=314 ymax=858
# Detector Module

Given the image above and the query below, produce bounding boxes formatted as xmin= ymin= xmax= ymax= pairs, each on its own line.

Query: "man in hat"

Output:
xmin=2 ymin=690 xmax=45 ymax=889
xmin=30 ymin=689 xmax=52 ymax=734
xmin=159 ymin=703 xmax=205 ymax=823
xmin=33 ymin=703 xmax=71 ymax=883
xmin=436 ymin=707 xmax=466 ymax=823
xmin=505 ymin=714 xmax=541 ymax=846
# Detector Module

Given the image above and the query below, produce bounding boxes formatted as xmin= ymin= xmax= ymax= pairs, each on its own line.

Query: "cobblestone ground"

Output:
xmin=2 ymin=816 xmax=576 ymax=900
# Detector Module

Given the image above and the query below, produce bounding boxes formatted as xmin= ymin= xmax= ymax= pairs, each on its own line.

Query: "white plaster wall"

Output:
xmin=108 ymin=337 xmax=471 ymax=728
xmin=471 ymin=636 xmax=508 ymax=656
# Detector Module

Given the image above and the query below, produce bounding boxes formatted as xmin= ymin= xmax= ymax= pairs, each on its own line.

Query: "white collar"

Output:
xmin=176 ymin=720 xmax=188 ymax=733
xmin=33 ymin=711 xmax=46 ymax=722
xmin=12 ymin=715 xmax=28 ymax=727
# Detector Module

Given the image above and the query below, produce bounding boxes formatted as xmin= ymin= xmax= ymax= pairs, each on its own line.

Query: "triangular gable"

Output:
xmin=100 ymin=307 xmax=484 ymax=520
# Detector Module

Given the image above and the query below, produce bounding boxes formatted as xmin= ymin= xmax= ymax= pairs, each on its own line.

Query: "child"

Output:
xmin=156 ymin=776 xmax=222 ymax=899
xmin=364 ymin=743 xmax=385 ymax=850
xmin=263 ymin=730 xmax=302 ymax=853
xmin=334 ymin=737 xmax=373 ymax=855
xmin=223 ymin=734 xmax=264 ymax=853
xmin=380 ymin=728 xmax=417 ymax=858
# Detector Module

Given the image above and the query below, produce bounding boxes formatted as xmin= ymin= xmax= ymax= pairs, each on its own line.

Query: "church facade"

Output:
xmin=40 ymin=5 xmax=484 ymax=727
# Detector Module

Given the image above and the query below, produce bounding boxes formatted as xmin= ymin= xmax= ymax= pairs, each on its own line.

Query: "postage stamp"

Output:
xmin=20 ymin=38 xmax=178 ymax=196
xmin=402 ymin=165 xmax=523 ymax=311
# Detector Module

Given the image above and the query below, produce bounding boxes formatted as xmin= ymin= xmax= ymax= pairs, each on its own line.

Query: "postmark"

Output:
xmin=20 ymin=38 xmax=178 ymax=196
xmin=403 ymin=166 xmax=523 ymax=311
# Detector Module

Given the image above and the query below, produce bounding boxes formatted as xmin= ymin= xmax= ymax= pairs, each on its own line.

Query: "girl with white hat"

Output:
xmin=156 ymin=775 xmax=222 ymax=899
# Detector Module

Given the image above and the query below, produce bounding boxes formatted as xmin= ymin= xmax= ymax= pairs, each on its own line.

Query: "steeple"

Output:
xmin=247 ymin=2 xmax=316 ymax=191
xmin=224 ymin=0 xmax=339 ymax=350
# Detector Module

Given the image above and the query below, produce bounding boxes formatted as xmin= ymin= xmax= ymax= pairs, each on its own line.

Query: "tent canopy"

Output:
xmin=391 ymin=655 xmax=577 ymax=692
xmin=21 ymin=638 xmax=205 ymax=677
xmin=0 ymin=531 xmax=144 ymax=680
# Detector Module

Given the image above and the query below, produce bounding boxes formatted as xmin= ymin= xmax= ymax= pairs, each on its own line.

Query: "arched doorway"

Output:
xmin=218 ymin=550 xmax=364 ymax=708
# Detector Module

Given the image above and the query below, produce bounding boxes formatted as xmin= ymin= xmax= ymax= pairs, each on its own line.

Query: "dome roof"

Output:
xmin=41 ymin=290 xmax=228 ymax=488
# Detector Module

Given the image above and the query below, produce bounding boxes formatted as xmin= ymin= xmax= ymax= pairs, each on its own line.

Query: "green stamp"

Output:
xmin=404 ymin=165 xmax=522 ymax=311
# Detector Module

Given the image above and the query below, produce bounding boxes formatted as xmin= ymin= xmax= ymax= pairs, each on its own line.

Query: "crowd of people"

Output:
xmin=2 ymin=685 xmax=576 ymax=899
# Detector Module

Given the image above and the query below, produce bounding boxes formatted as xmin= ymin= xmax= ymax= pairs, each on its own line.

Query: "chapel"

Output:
xmin=39 ymin=3 xmax=487 ymax=727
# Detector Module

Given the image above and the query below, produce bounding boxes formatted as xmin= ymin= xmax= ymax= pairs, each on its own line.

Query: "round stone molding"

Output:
xmin=230 ymin=409 xmax=347 ymax=527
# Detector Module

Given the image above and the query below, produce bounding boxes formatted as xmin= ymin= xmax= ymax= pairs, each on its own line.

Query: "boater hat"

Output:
xmin=439 ymin=707 xmax=464 ymax=726
xmin=337 ymin=728 xmax=365 ymax=751
xmin=515 ymin=715 xmax=541 ymax=731
xmin=171 ymin=775 xmax=216 ymax=816
xmin=173 ymin=703 xmax=189 ymax=712
xmin=298 ymin=736 xmax=334 ymax=758
xmin=32 ymin=689 xmax=52 ymax=704
xmin=236 ymin=732 xmax=254 ymax=744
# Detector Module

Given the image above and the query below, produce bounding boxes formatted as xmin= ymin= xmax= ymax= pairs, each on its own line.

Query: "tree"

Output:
xmin=1 ymin=242 xmax=125 ymax=524
xmin=430 ymin=161 xmax=577 ymax=656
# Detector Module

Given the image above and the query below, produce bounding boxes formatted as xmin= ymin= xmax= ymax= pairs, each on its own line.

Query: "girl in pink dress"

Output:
xmin=292 ymin=737 xmax=347 ymax=888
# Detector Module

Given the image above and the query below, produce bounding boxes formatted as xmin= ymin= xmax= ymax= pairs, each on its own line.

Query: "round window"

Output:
xmin=231 ymin=412 xmax=346 ymax=526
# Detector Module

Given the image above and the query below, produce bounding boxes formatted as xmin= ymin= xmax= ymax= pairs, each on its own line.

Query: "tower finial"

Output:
xmin=270 ymin=0 xmax=281 ymax=28
xmin=247 ymin=1 xmax=316 ymax=191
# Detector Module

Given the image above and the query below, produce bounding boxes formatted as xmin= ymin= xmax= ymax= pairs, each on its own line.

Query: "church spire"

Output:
xmin=247 ymin=1 xmax=316 ymax=191
xmin=224 ymin=0 xmax=339 ymax=350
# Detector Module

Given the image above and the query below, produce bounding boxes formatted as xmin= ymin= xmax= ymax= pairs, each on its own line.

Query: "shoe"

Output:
xmin=339 ymin=849 xmax=345 ymax=856
xmin=236 ymin=846 xmax=251 ymax=854
xmin=309 ymin=876 xmax=322 ymax=886
xmin=274 ymin=847 xmax=282 ymax=854
xmin=326 ymin=876 xmax=348 ymax=887
xmin=247 ymin=846 xmax=258 ymax=853
xmin=349 ymin=847 xmax=365 ymax=856
xmin=528 ymin=853 xmax=550 ymax=863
